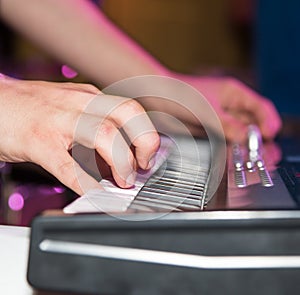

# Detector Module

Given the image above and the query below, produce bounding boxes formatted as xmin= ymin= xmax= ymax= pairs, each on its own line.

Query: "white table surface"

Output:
xmin=0 ymin=225 xmax=33 ymax=294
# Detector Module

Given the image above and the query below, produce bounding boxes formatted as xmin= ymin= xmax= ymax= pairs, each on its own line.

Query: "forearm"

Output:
xmin=0 ymin=0 xmax=282 ymax=141
xmin=1 ymin=0 xmax=169 ymax=86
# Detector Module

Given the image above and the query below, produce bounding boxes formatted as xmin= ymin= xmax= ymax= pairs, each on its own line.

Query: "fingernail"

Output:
xmin=126 ymin=172 xmax=136 ymax=187
xmin=146 ymin=156 xmax=156 ymax=170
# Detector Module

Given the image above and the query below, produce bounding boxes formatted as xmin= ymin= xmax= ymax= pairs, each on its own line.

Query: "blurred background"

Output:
xmin=2 ymin=0 xmax=299 ymax=114
xmin=1 ymin=0 xmax=300 ymax=225
xmin=3 ymin=0 xmax=299 ymax=115
xmin=0 ymin=0 xmax=254 ymax=84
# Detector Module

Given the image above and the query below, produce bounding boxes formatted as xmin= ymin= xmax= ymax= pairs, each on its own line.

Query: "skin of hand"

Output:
xmin=0 ymin=75 xmax=160 ymax=195
xmin=1 ymin=0 xmax=282 ymax=142
xmin=171 ymin=74 xmax=282 ymax=143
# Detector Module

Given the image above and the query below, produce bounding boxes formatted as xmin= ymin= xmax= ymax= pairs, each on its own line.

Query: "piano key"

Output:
xmin=64 ymin=135 xmax=212 ymax=214
xmin=129 ymin=199 xmax=183 ymax=212
xmin=137 ymin=190 xmax=203 ymax=207
xmin=164 ymin=163 xmax=209 ymax=174
xmin=145 ymin=178 xmax=205 ymax=193
xmin=143 ymin=182 xmax=204 ymax=198
xmin=163 ymin=160 xmax=208 ymax=169
xmin=133 ymin=195 xmax=201 ymax=211
xmin=142 ymin=186 xmax=203 ymax=199
xmin=157 ymin=170 xmax=208 ymax=182
xmin=147 ymin=175 xmax=206 ymax=189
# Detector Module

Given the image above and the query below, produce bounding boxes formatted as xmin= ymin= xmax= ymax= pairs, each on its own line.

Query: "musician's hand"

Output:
xmin=173 ymin=74 xmax=282 ymax=143
xmin=0 ymin=75 xmax=159 ymax=195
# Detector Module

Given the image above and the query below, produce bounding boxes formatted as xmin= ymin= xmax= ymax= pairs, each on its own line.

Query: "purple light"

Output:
xmin=61 ymin=65 xmax=78 ymax=79
xmin=8 ymin=192 xmax=24 ymax=211
xmin=53 ymin=186 xmax=65 ymax=194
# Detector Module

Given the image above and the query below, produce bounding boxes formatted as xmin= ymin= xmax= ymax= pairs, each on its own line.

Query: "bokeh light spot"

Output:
xmin=61 ymin=65 xmax=78 ymax=79
xmin=8 ymin=192 xmax=24 ymax=211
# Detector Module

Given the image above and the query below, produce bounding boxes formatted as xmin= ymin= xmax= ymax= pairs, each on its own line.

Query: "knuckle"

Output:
xmin=97 ymin=120 xmax=116 ymax=137
xmin=70 ymin=82 xmax=101 ymax=94
xmin=123 ymin=99 xmax=145 ymax=115
xmin=84 ymin=83 xmax=101 ymax=94
xmin=57 ymin=160 xmax=74 ymax=177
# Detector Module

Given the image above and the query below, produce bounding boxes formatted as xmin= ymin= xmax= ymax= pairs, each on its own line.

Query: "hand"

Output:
xmin=172 ymin=74 xmax=282 ymax=142
xmin=0 ymin=75 xmax=159 ymax=195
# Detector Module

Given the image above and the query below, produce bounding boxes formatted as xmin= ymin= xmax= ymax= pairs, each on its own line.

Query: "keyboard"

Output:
xmin=63 ymin=135 xmax=221 ymax=214
xmin=27 ymin=135 xmax=300 ymax=295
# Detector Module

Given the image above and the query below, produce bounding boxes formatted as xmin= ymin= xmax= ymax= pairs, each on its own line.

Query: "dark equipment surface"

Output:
xmin=28 ymin=211 xmax=300 ymax=295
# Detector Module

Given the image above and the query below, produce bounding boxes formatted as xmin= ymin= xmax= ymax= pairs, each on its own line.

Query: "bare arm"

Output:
xmin=0 ymin=0 xmax=282 ymax=142
xmin=0 ymin=0 xmax=168 ymax=86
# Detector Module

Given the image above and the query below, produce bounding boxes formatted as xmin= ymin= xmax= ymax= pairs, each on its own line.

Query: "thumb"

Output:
xmin=37 ymin=145 xmax=102 ymax=195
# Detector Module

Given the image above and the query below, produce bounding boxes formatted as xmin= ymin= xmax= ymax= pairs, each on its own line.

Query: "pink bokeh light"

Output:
xmin=53 ymin=186 xmax=66 ymax=194
xmin=8 ymin=192 xmax=24 ymax=211
xmin=61 ymin=65 xmax=78 ymax=79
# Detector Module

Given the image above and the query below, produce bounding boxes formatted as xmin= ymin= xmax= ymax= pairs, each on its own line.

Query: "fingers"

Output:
xmin=240 ymin=96 xmax=281 ymax=140
xmin=221 ymin=79 xmax=282 ymax=140
xmin=0 ymin=78 xmax=159 ymax=194
xmin=109 ymin=100 xmax=160 ymax=169
xmin=36 ymin=144 xmax=103 ymax=196
xmin=220 ymin=100 xmax=281 ymax=143
xmin=42 ymin=91 xmax=159 ymax=190
xmin=253 ymin=98 xmax=282 ymax=140
xmin=218 ymin=112 xmax=249 ymax=143
xmin=84 ymin=95 xmax=160 ymax=170
xmin=75 ymin=113 xmax=137 ymax=188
